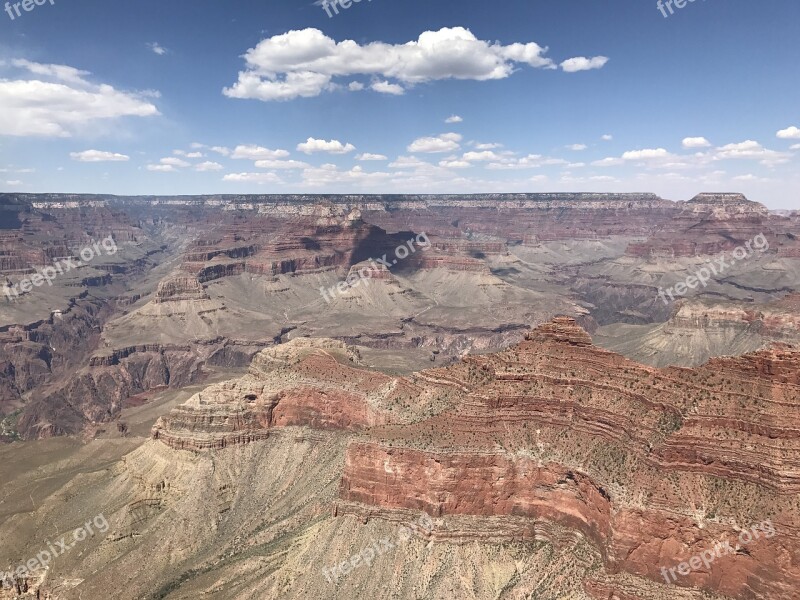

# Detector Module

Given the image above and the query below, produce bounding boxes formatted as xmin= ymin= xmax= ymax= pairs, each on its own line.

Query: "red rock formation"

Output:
xmin=333 ymin=318 xmax=800 ymax=599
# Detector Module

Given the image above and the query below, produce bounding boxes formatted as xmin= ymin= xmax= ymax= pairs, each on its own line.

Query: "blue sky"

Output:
xmin=1 ymin=0 xmax=798 ymax=208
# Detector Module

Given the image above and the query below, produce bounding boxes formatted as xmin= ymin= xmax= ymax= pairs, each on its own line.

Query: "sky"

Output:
xmin=0 ymin=0 xmax=798 ymax=208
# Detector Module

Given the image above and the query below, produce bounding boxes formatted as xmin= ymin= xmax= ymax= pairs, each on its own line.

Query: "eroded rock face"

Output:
xmin=151 ymin=339 xmax=401 ymax=451
xmin=20 ymin=343 xmax=202 ymax=438
xmin=154 ymin=275 xmax=209 ymax=303
xmin=332 ymin=318 xmax=800 ymax=599
xmin=147 ymin=319 xmax=800 ymax=598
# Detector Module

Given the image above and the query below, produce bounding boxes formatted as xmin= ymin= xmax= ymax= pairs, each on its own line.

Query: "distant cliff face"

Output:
xmin=2 ymin=192 xmax=798 ymax=445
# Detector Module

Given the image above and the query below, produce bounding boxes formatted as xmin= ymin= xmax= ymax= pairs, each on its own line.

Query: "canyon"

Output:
xmin=0 ymin=192 xmax=798 ymax=599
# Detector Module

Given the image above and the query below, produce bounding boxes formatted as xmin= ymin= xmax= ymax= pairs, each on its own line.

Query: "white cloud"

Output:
xmin=621 ymin=148 xmax=670 ymax=160
xmin=300 ymin=164 xmax=392 ymax=187
xmin=159 ymin=157 xmax=191 ymax=168
xmin=254 ymin=159 xmax=309 ymax=169
xmin=791 ymin=144 xmax=800 ymax=150
xmin=445 ymin=115 xmax=463 ymax=123
xmin=231 ymin=144 xmax=290 ymax=159
xmin=591 ymin=157 xmax=625 ymax=167
xmin=223 ymin=27 xmax=601 ymax=101
xmin=714 ymin=140 xmax=789 ymax=165
xmin=297 ymin=137 xmax=355 ymax=154
xmin=439 ymin=159 xmax=471 ymax=169
xmin=356 ymin=153 xmax=388 ymax=161
xmin=146 ymin=164 xmax=175 ymax=172
xmin=371 ymin=80 xmax=405 ymax=95
xmin=408 ymin=132 xmax=462 ymax=153
xmin=10 ymin=59 xmax=89 ymax=85
xmin=487 ymin=154 xmax=567 ymax=170
xmin=472 ymin=142 xmax=502 ymax=150
xmin=70 ymin=149 xmax=130 ymax=162
xmin=211 ymin=146 xmax=231 ymax=156
xmin=591 ymin=147 xmax=676 ymax=168
xmin=601 ymin=134 xmax=613 ymax=141
xmin=348 ymin=81 xmax=365 ymax=91
xmin=195 ymin=161 xmax=224 ymax=172
xmin=682 ymin=136 xmax=711 ymax=148
xmin=559 ymin=56 xmax=609 ymax=72
xmin=174 ymin=150 xmax=204 ymax=158
xmin=190 ymin=142 xmax=206 ymax=149
xmin=222 ymin=172 xmax=283 ymax=183
xmin=389 ymin=156 xmax=429 ymax=168
xmin=567 ymin=144 xmax=587 ymax=151
xmin=463 ymin=150 xmax=502 ymax=161
xmin=4 ymin=180 xmax=23 ymax=186
xmin=776 ymin=126 xmax=800 ymax=140
xmin=148 ymin=43 xmax=168 ymax=56
xmin=0 ymin=60 xmax=159 ymax=137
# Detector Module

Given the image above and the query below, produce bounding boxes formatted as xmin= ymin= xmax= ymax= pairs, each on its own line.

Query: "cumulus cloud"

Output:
xmin=463 ymin=150 xmax=502 ymax=161
xmin=371 ymin=80 xmax=405 ymax=95
xmin=714 ymin=140 xmax=789 ymax=166
xmin=682 ymin=137 xmax=711 ymax=148
xmin=407 ymin=133 xmax=462 ymax=153
xmin=591 ymin=148 xmax=676 ymax=168
xmin=223 ymin=27 xmax=605 ymax=101
xmin=254 ymin=159 xmax=310 ymax=169
xmin=445 ymin=115 xmax=463 ymax=123
xmin=348 ymin=81 xmax=365 ymax=91
xmin=621 ymin=148 xmax=670 ymax=160
xmin=174 ymin=150 xmax=204 ymax=158
xmin=146 ymin=164 xmax=176 ymax=172
xmin=159 ymin=157 xmax=191 ymax=168
xmin=438 ymin=159 xmax=471 ymax=168
xmin=487 ymin=154 xmax=568 ymax=170
xmin=148 ymin=43 xmax=168 ymax=56
xmin=601 ymin=134 xmax=613 ymax=141
xmin=211 ymin=146 xmax=231 ymax=156
xmin=195 ymin=161 xmax=224 ymax=172
xmin=389 ymin=156 xmax=429 ymax=169
xmin=231 ymin=144 xmax=290 ymax=159
xmin=297 ymin=137 xmax=355 ymax=154
xmin=0 ymin=60 xmax=159 ymax=137
xmin=777 ymin=126 xmax=800 ymax=140
xmin=300 ymin=164 xmax=392 ymax=187
xmin=222 ymin=172 xmax=283 ymax=183
xmin=567 ymin=144 xmax=587 ymax=151
xmin=70 ymin=150 xmax=130 ymax=162
xmin=356 ymin=153 xmax=388 ymax=161
xmin=559 ymin=56 xmax=609 ymax=72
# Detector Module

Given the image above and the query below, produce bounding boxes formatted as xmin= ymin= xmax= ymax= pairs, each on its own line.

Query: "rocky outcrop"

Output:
xmin=153 ymin=275 xmax=209 ymax=303
xmin=333 ymin=318 xmax=800 ymax=599
xmin=151 ymin=339 xmax=400 ymax=451
xmin=19 ymin=343 xmax=202 ymax=438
